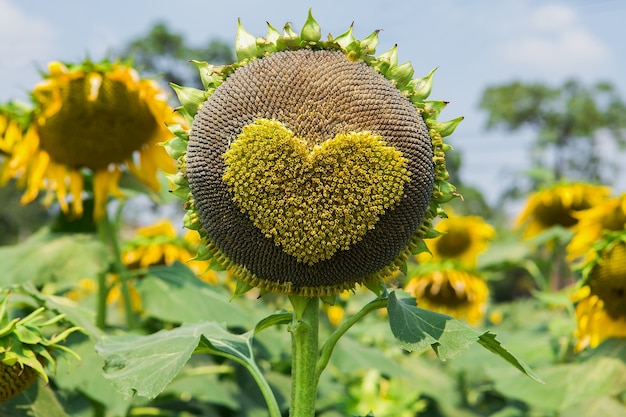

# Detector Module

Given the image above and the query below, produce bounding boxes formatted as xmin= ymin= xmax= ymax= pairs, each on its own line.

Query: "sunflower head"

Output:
xmin=417 ymin=210 xmax=495 ymax=267
xmin=567 ymin=193 xmax=626 ymax=261
xmin=0 ymin=59 xmax=182 ymax=220
xmin=0 ymin=288 xmax=83 ymax=401
xmin=581 ymin=233 xmax=626 ymax=319
xmin=165 ymin=11 xmax=461 ymax=297
xmin=517 ymin=183 xmax=610 ymax=239
xmin=572 ymin=232 xmax=626 ymax=350
xmin=404 ymin=264 xmax=489 ymax=325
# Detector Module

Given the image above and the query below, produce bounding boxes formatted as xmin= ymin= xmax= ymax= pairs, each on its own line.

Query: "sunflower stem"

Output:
xmin=315 ymin=296 xmax=388 ymax=382
xmin=96 ymin=220 xmax=110 ymax=329
xmin=288 ymin=296 xmax=319 ymax=417
xmin=95 ymin=271 xmax=108 ymax=330
xmin=98 ymin=204 xmax=137 ymax=330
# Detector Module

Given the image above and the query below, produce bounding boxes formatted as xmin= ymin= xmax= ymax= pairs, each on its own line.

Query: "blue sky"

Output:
xmin=1 ymin=0 xmax=625 ymax=212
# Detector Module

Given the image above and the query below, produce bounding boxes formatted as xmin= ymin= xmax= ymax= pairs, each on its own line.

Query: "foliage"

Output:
xmin=479 ymin=79 xmax=626 ymax=193
xmin=117 ymin=21 xmax=234 ymax=88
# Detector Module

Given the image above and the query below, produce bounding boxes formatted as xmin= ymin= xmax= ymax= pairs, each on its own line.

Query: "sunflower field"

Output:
xmin=1 ymin=11 xmax=626 ymax=417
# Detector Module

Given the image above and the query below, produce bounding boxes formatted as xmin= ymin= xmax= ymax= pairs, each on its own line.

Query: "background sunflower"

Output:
xmin=0 ymin=60 xmax=183 ymax=220
xmin=417 ymin=209 xmax=495 ymax=267
xmin=516 ymin=182 xmax=610 ymax=239
xmin=572 ymin=232 xmax=626 ymax=350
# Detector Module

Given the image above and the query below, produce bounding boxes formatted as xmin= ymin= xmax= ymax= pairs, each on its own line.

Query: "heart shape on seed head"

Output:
xmin=222 ymin=119 xmax=411 ymax=265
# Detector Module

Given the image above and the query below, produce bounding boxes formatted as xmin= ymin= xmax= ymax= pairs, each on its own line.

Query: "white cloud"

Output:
xmin=0 ymin=0 xmax=57 ymax=100
xmin=499 ymin=3 xmax=611 ymax=78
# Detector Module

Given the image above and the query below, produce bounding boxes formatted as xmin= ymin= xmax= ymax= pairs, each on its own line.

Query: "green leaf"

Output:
xmin=329 ymin=335 xmax=407 ymax=377
xmin=54 ymin=334 xmax=133 ymax=415
xmin=387 ymin=291 xmax=541 ymax=381
xmin=96 ymin=322 xmax=217 ymax=399
xmin=0 ymin=230 xmax=109 ymax=288
xmin=195 ymin=325 xmax=255 ymax=364
xmin=254 ymin=311 xmax=292 ymax=335
xmin=162 ymin=357 xmax=240 ymax=409
xmin=137 ymin=262 xmax=254 ymax=327
xmin=476 ymin=332 xmax=542 ymax=382
xmin=387 ymin=292 xmax=480 ymax=359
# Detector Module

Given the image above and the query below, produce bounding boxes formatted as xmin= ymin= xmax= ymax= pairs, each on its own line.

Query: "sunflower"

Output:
xmin=0 ymin=60 xmax=182 ymax=220
xmin=165 ymin=11 xmax=461 ymax=297
xmin=0 ymin=103 xmax=28 ymax=160
xmin=567 ymin=193 xmax=626 ymax=261
xmin=516 ymin=183 xmax=610 ymax=239
xmin=416 ymin=210 xmax=494 ymax=267
xmin=67 ymin=220 xmax=217 ymax=310
xmin=122 ymin=219 xmax=217 ymax=284
xmin=404 ymin=264 xmax=489 ymax=325
xmin=572 ymin=232 xmax=626 ymax=350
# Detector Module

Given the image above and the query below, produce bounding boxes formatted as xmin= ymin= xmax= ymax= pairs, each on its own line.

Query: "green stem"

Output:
xmin=97 ymin=204 xmax=137 ymax=330
xmin=193 ymin=349 xmax=281 ymax=417
xmin=315 ymin=297 xmax=387 ymax=382
xmin=289 ymin=297 xmax=319 ymax=417
xmin=245 ymin=360 xmax=283 ymax=417
xmin=96 ymin=220 xmax=110 ymax=329
xmin=95 ymin=271 xmax=108 ymax=330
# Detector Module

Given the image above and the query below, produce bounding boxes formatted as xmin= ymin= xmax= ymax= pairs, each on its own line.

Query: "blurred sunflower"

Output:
xmin=416 ymin=210 xmax=494 ymax=267
xmin=572 ymin=233 xmax=626 ymax=350
xmin=122 ymin=219 xmax=217 ymax=284
xmin=404 ymin=264 xmax=489 ymax=325
xmin=517 ymin=183 xmax=610 ymax=239
xmin=67 ymin=219 xmax=217 ymax=310
xmin=0 ymin=103 xmax=28 ymax=160
xmin=165 ymin=11 xmax=461 ymax=296
xmin=0 ymin=59 xmax=182 ymax=220
xmin=567 ymin=193 xmax=626 ymax=261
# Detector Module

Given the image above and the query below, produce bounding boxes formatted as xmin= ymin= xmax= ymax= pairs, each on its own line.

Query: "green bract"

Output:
xmin=0 ymin=288 xmax=83 ymax=401
xmin=165 ymin=10 xmax=461 ymax=296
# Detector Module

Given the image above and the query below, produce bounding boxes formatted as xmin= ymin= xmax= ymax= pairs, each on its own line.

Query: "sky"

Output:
xmin=1 ymin=0 xmax=625 ymax=215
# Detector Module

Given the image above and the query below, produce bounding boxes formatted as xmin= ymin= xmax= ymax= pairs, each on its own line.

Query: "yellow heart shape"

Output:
xmin=223 ymin=119 xmax=410 ymax=265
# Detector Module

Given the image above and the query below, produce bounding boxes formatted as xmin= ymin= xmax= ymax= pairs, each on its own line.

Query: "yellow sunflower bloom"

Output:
xmin=567 ymin=193 xmax=626 ymax=261
xmin=0 ymin=60 xmax=183 ymax=220
xmin=165 ymin=12 xmax=461 ymax=296
xmin=572 ymin=233 xmax=626 ymax=350
xmin=405 ymin=265 xmax=489 ymax=325
xmin=517 ymin=183 xmax=610 ymax=239
xmin=122 ymin=219 xmax=217 ymax=283
xmin=417 ymin=211 xmax=495 ymax=267
xmin=0 ymin=105 xmax=25 ymax=159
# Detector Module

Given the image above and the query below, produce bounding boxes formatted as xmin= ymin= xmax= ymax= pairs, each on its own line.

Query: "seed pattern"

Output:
xmin=223 ymin=119 xmax=410 ymax=265
xmin=187 ymin=49 xmax=434 ymax=292
xmin=0 ymin=362 xmax=38 ymax=401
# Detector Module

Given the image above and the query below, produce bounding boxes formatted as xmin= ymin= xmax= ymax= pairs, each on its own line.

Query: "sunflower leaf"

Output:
xmin=137 ymin=262 xmax=254 ymax=328
xmin=387 ymin=291 xmax=541 ymax=381
xmin=96 ymin=322 xmax=260 ymax=400
xmin=96 ymin=322 xmax=215 ymax=399
xmin=0 ymin=229 xmax=109 ymax=288
xmin=254 ymin=311 xmax=292 ymax=335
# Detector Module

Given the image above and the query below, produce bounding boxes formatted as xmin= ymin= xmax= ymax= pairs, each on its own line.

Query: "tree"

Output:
xmin=118 ymin=22 xmax=234 ymax=88
xmin=479 ymin=80 xmax=626 ymax=191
